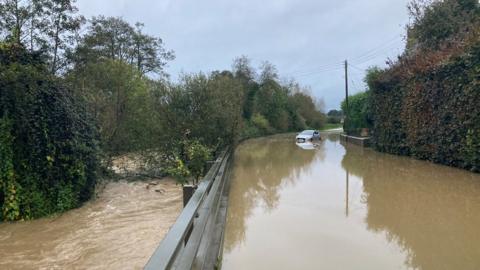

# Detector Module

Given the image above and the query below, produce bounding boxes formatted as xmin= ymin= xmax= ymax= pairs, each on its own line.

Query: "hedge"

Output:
xmin=0 ymin=44 xmax=99 ymax=221
xmin=369 ymin=41 xmax=480 ymax=172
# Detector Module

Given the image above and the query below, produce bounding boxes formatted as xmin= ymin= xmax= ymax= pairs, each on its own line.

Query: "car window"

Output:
xmin=301 ymin=130 xmax=314 ymax=135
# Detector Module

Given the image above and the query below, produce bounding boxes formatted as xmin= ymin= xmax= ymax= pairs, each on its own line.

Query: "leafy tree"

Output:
xmin=68 ymin=59 xmax=156 ymax=155
xmin=41 ymin=0 xmax=84 ymax=73
xmin=0 ymin=0 xmax=84 ymax=73
xmin=232 ymin=55 xmax=258 ymax=119
xmin=255 ymin=79 xmax=289 ymax=132
xmin=289 ymin=91 xmax=325 ymax=129
xmin=327 ymin=109 xmax=343 ymax=124
xmin=0 ymin=0 xmax=35 ymax=44
xmin=73 ymin=16 xmax=174 ymax=76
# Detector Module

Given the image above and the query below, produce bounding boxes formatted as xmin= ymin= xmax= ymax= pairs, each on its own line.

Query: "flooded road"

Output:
xmin=0 ymin=179 xmax=182 ymax=270
xmin=222 ymin=133 xmax=480 ymax=270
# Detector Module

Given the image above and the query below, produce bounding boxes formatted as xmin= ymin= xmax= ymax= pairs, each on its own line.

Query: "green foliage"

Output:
xmin=0 ymin=115 xmax=20 ymax=221
xmin=0 ymin=43 xmax=99 ymax=221
xmin=463 ymin=129 xmax=480 ymax=171
xmin=73 ymin=16 xmax=174 ymax=75
xmin=0 ymin=0 xmax=85 ymax=73
xmin=288 ymin=92 xmax=325 ymax=129
xmin=327 ymin=110 xmax=343 ymax=124
xmin=68 ymin=59 xmax=156 ymax=155
xmin=251 ymin=113 xmax=273 ymax=134
xmin=341 ymin=91 xmax=371 ymax=135
xmin=165 ymin=156 xmax=191 ymax=185
xmin=366 ymin=1 xmax=480 ymax=171
xmin=407 ymin=0 xmax=480 ymax=49
xmin=368 ymin=39 xmax=480 ymax=171
xmin=0 ymin=0 xmax=326 ymax=221
xmin=186 ymin=141 xmax=212 ymax=184
xmin=164 ymin=140 xmax=211 ymax=185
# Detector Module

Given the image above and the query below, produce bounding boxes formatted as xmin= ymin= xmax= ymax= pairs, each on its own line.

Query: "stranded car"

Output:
xmin=296 ymin=130 xmax=321 ymax=143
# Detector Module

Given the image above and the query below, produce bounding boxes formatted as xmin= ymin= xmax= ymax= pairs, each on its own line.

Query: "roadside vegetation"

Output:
xmin=343 ymin=0 xmax=480 ymax=171
xmin=0 ymin=0 xmax=326 ymax=221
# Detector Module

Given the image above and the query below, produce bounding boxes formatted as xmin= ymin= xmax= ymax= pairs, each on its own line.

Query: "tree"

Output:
xmin=73 ymin=16 xmax=174 ymax=76
xmin=68 ymin=59 xmax=156 ymax=155
xmin=0 ymin=0 xmax=84 ymax=73
xmin=327 ymin=109 xmax=343 ymax=124
xmin=0 ymin=0 xmax=34 ymax=44
xmin=259 ymin=60 xmax=279 ymax=83
xmin=232 ymin=56 xmax=258 ymax=119
xmin=41 ymin=0 xmax=84 ymax=73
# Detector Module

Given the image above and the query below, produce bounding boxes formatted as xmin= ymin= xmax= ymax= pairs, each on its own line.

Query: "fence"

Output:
xmin=145 ymin=149 xmax=232 ymax=270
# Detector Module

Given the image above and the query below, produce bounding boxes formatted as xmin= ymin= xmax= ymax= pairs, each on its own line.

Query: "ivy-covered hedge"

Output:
xmin=0 ymin=44 xmax=99 ymax=221
xmin=369 ymin=41 xmax=480 ymax=172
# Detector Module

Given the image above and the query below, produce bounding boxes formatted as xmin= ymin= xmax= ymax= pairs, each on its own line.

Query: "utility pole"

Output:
xmin=344 ymin=60 xmax=349 ymax=131
xmin=346 ymin=170 xmax=350 ymax=217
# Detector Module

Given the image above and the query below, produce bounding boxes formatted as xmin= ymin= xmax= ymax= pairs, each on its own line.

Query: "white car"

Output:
xmin=296 ymin=130 xmax=321 ymax=143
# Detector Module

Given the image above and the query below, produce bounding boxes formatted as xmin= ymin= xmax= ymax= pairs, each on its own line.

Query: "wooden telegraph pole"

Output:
xmin=344 ymin=60 xmax=349 ymax=131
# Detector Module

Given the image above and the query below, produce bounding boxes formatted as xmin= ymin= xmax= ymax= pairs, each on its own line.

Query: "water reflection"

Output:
xmin=341 ymin=143 xmax=480 ymax=270
xmin=295 ymin=141 xmax=321 ymax=150
xmin=225 ymin=135 xmax=324 ymax=251
xmin=223 ymin=133 xmax=480 ymax=270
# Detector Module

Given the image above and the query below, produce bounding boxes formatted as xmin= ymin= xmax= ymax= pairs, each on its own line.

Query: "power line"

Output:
xmin=287 ymin=62 xmax=344 ymax=77
xmin=350 ymin=35 xmax=402 ymax=62
xmin=293 ymin=65 xmax=344 ymax=78
xmin=283 ymin=34 xmax=403 ymax=79
xmin=349 ymin=63 xmax=366 ymax=73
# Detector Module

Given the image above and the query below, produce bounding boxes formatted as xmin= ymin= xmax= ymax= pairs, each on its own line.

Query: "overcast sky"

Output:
xmin=77 ymin=0 xmax=410 ymax=110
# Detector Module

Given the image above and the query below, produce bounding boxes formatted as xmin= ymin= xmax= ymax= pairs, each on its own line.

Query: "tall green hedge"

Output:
xmin=369 ymin=41 xmax=480 ymax=172
xmin=0 ymin=44 xmax=99 ymax=221
xmin=341 ymin=91 xmax=372 ymax=135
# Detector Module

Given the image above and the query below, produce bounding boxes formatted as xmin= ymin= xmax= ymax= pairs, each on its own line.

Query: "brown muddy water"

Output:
xmin=222 ymin=133 xmax=480 ymax=270
xmin=0 ymin=179 xmax=182 ymax=270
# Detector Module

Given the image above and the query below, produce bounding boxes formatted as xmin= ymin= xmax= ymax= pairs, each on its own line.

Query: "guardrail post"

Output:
xmin=183 ymin=185 xmax=197 ymax=207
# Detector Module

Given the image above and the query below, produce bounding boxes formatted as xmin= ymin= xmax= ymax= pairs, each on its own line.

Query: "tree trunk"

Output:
xmin=51 ymin=13 xmax=62 ymax=74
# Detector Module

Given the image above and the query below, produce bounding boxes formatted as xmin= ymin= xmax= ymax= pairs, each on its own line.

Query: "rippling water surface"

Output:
xmin=223 ymin=133 xmax=480 ymax=270
xmin=0 ymin=179 xmax=182 ymax=270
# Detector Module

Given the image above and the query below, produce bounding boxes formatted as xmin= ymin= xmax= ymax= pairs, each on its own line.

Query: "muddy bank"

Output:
xmin=0 ymin=178 xmax=182 ymax=270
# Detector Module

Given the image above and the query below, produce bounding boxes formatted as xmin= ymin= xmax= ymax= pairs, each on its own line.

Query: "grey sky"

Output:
xmin=77 ymin=0 xmax=410 ymax=110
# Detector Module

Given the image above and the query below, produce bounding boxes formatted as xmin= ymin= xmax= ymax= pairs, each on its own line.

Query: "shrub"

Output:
xmin=251 ymin=113 xmax=273 ymax=134
xmin=240 ymin=120 xmax=263 ymax=139
xmin=164 ymin=140 xmax=212 ymax=185
xmin=341 ymin=91 xmax=372 ymax=136
xmin=186 ymin=141 xmax=212 ymax=184
xmin=0 ymin=44 xmax=99 ymax=221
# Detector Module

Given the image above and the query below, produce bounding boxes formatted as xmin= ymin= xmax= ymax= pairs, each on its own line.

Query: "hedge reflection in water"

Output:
xmin=342 ymin=143 xmax=480 ymax=270
xmin=224 ymin=133 xmax=480 ymax=270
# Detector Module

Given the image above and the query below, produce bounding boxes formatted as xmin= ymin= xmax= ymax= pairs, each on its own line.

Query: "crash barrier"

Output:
xmin=145 ymin=149 xmax=232 ymax=270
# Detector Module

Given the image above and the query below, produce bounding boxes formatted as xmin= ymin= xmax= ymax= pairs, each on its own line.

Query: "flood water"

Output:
xmin=0 ymin=179 xmax=182 ymax=270
xmin=222 ymin=133 xmax=480 ymax=270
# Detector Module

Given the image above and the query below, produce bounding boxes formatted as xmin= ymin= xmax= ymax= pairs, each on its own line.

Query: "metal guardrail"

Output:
xmin=145 ymin=149 xmax=232 ymax=270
